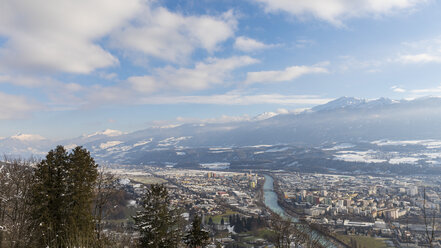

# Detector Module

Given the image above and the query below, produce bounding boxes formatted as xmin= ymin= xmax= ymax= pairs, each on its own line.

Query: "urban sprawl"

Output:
xmin=113 ymin=166 xmax=441 ymax=247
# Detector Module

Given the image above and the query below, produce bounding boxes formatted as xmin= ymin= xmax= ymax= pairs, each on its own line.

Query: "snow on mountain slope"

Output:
xmin=312 ymin=97 xmax=366 ymax=111
xmin=3 ymin=96 xmax=441 ymax=163
xmin=11 ymin=133 xmax=46 ymax=141
xmin=311 ymin=96 xmax=398 ymax=112
xmin=0 ymin=133 xmax=51 ymax=156
xmin=86 ymin=129 xmax=125 ymax=138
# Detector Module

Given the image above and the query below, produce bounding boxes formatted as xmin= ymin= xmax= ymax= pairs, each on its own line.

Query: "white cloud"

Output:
xmin=337 ymin=37 xmax=441 ymax=72
xmin=0 ymin=1 xmax=239 ymax=73
xmin=87 ymin=56 xmax=259 ymax=105
xmin=127 ymin=76 xmax=159 ymax=94
xmin=111 ymin=7 xmax=237 ymax=63
xmin=10 ymin=133 xmax=46 ymax=141
xmin=87 ymin=59 xmax=331 ymax=106
xmin=0 ymin=74 xmax=85 ymax=109
xmin=411 ymin=85 xmax=441 ymax=94
xmin=245 ymin=64 xmax=328 ymax=84
xmin=127 ymin=56 xmax=258 ymax=94
xmin=337 ymin=55 xmax=385 ymax=73
xmin=391 ymin=86 xmax=406 ymax=93
xmin=234 ymin=36 xmax=275 ymax=52
xmin=295 ymin=39 xmax=315 ymax=48
xmin=138 ymin=92 xmax=332 ymax=105
xmin=392 ymin=84 xmax=441 ymax=98
xmin=86 ymin=85 xmax=134 ymax=105
xmin=0 ymin=75 xmax=82 ymax=91
xmin=176 ymin=115 xmax=252 ymax=124
xmin=254 ymin=0 xmax=425 ymax=25
xmin=0 ymin=0 xmax=142 ymax=74
xmin=0 ymin=92 xmax=42 ymax=119
xmin=394 ymin=37 xmax=441 ymax=64
xmin=398 ymin=53 xmax=441 ymax=64
xmin=98 ymin=72 xmax=118 ymax=80
xmin=155 ymin=56 xmax=258 ymax=91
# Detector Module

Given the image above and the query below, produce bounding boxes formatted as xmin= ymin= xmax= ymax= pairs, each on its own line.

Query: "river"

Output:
xmin=263 ymin=174 xmax=292 ymax=218
xmin=263 ymin=174 xmax=337 ymax=248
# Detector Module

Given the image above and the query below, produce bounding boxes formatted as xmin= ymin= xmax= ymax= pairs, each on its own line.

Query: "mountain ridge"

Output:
xmin=3 ymin=96 xmax=441 ymax=162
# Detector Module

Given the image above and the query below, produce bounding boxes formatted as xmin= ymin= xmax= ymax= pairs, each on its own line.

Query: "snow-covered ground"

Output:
xmin=334 ymin=150 xmax=387 ymax=163
xmin=331 ymin=140 xmax=441 ymax=165
xmin=372 ymin=139 xmax=441 ymax=149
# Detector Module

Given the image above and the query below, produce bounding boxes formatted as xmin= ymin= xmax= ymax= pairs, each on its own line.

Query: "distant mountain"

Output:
xmin=253 ymin=111 xmax=279 ymax=121
xmin=0 ymin=133 xmax=52 ymax=157
xmin=311 ymin=97 xmax=396 ymax=112
xmin=3 ymin=96 xmax=441 ymax=164
xmin=312 ymin=96 xmax=366 ymax=111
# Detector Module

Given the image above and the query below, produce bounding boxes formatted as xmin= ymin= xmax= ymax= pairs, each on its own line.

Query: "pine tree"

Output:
xmin=31 ymin=146 xmax=71 ymax=247
xmin=67 ymin=146 xmax=98 ymax=246
xmin=30 ymin=145 xmax=98 ymax=247
xmin=184 ymin=215 xmax=210 ymax=248
xmin=134 ymin=184 xmax=184 ymax=248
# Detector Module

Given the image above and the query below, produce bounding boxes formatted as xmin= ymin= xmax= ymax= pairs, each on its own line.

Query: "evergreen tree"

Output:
xmin=31 ymin=146 xmax=71 ymax=247
xmin=68 ymin=146 xmax=98 ymax=246
xmin=247 ymin=216 xmax=256 ymax=231
xmin=220 ymin=217 xmax=225 ymax=226
xmin=30 ymin=145 xmax=98 ymax=247
xmin=184 ymin=215 xmax=210 ymax=248
xmin=257 ymin=216 xmax=264 ymax=228
xmin=233 ymin=217 xmax=243 ymax=233
xmin=208 ymin=217 xmax=214 ymax=226
xmin=134 ymin=184 xmax=183 ymax=248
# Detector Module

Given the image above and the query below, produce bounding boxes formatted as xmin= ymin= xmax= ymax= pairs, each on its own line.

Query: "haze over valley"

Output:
xmin=5 ymin=96 xmax=441 ymax=175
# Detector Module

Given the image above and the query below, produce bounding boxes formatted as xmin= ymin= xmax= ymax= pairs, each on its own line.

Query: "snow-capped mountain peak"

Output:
xmin=253 ymin=112 xmax=279 ymax=121
xmin=312 ymin=97 xmax=365 ymax=112
xmin=10 ymin=133 xmax=46 ymax=142
xmin=311 ymin=97 xmax=397 ymax=112
xmin=86 ymin=129 xmax=125 ymax=138
xmin=3 ymin=96 xmax=441 ymax=162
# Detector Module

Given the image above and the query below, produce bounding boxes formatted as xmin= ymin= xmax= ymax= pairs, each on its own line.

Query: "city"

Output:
xmin=3 ymin=0 xmax=441 ymax=247
xmin=97 ymin=166 xmax=441 ymax=247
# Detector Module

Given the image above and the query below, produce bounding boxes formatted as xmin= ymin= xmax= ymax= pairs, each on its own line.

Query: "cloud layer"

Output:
xmin=254 ymin=0 xmax=424 ymax=25
xmin=234 ymin=36 xmax=276 ymax=52
xmin=111 ymin=7 xmax=237 ymax=63
xmin=245 ymin=64 xmax=328 ymax=84
xmin=87 ymin=56 xmax=259 ymax=105
xmin=0 ymin=92 xmax=41 ymax=119
xmin=137 ymin=92 xmax=332 ymax=105
xmin=0 ymin=0 xmax=435 ymax=131
xmin=0 ymin=0 xmax=142 ymax=74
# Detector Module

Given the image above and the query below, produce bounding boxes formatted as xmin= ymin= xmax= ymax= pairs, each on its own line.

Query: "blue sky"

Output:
xmin=1 ymin=0 xmax=441 ymax=140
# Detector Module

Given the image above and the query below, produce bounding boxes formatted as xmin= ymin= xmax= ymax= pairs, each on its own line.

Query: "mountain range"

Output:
xmin=3 ymin=96 xmax=441 ymax=165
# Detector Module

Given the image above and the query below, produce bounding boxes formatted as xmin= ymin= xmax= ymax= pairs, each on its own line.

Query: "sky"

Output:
xmin=1 ymin=0 xmax=441 ymax=140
